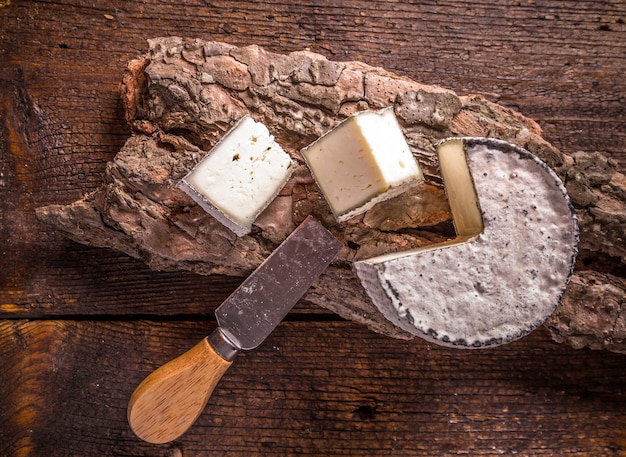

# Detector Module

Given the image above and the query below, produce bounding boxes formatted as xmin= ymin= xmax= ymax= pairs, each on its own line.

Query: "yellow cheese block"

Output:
xmin=302 ymin=107 xmax=423 ymax=222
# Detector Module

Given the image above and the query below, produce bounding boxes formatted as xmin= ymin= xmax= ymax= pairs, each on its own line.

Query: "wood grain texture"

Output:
xmin=1 ymin=0 xmax=625 ymax=455
xmin=1 ymin=320 xmax=626 ymax=456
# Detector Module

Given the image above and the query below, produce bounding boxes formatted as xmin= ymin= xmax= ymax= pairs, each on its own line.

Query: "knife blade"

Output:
xmin=127 ymin=216 xmax=342 ymax=444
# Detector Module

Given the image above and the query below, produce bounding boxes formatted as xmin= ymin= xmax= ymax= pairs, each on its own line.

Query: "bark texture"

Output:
xmin=36 ymin=37 xmax=626 ymax=349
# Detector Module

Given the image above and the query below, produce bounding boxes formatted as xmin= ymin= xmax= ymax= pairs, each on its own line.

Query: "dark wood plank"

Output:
xmin=2 ymin=320 xmax=626 ymax=456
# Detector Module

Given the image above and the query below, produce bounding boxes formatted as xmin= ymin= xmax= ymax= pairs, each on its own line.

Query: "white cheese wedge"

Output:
xmin=177 ymin=115 xmax=295 ymax=236
xmin=354 ymin=138 xmax=579 ymax=348
xmin=301 ymin=107 xmax=423 ymax=222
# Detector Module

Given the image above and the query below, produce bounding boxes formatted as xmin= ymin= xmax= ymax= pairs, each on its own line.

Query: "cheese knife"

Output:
xmin=127 ymin=216 xmax=342 ymax=444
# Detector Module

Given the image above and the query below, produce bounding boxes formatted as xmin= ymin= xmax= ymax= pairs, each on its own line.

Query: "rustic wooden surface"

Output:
xmin=1 ymin=1 xmax=625 ymax=456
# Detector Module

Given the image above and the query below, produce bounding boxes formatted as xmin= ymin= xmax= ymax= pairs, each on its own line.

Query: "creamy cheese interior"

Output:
xmin=352 ymin=138 xmax=483 ymax=265
xmin=302 ymin=107 xmax=423 ymax=221
xmin=179 ymin=115 xmax=294 ymax=236
xmin=437 ymin=139 xmax=484 ymax=237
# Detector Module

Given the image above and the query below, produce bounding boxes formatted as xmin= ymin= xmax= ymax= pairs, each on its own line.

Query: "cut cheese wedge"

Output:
xmin=178 ymin=115 xmax=295 ymax=236
xmin=301 ymin=107 xmax=423 ymax=222
xmin=354 ymin=138 xmax=579 ymax=348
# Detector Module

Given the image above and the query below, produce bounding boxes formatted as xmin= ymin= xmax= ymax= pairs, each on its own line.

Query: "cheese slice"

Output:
xmin=354 ymin=138 xmax=579 ymax=348
xmin=178 ymin=115 xmax=295 ymax=236
xmin=301 ymin=107 xmax=423 ymax=222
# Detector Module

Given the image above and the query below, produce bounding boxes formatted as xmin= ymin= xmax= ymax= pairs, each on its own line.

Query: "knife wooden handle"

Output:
xmin=127 ymin=337 xmax=232 ymax=444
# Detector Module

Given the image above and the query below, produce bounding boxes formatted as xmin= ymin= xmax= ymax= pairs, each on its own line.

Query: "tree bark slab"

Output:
xmin=36 ymin=38 xmax=626 ymax=350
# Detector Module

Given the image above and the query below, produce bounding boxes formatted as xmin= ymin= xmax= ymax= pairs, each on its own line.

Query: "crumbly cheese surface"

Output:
xmin=179 ymin=115 xmax=295 ymax=236
xmin=354 ymin=138 xmax=578 ymax=348
xmin=302 ymin=108 xmax=423 ymax=222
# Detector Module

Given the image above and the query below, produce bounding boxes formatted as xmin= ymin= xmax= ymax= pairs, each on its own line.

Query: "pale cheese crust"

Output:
xmin=354 ymin=138 xmax=579 ymax=348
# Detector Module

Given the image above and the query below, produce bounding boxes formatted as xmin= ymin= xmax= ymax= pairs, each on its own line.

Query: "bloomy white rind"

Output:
xmin=354 ymin=137 xmax=579 ymax=348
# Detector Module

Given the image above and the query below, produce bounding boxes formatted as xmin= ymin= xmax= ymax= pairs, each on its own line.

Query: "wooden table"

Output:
xmin=1 ymin=1 xmax=625 ymax=455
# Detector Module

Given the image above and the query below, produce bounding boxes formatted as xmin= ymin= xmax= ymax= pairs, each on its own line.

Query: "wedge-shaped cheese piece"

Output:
xmin=301 ymin=107 xmax=423 ymax=222
xmin=178 ymin=115 xmax=295 ymax=236
xmin=354 ymin=138 xmax=579 ymax=348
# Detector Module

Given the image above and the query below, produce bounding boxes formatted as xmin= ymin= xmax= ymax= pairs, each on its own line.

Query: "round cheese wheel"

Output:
xmin=354 ymin=138 xmax=579 ymax=348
